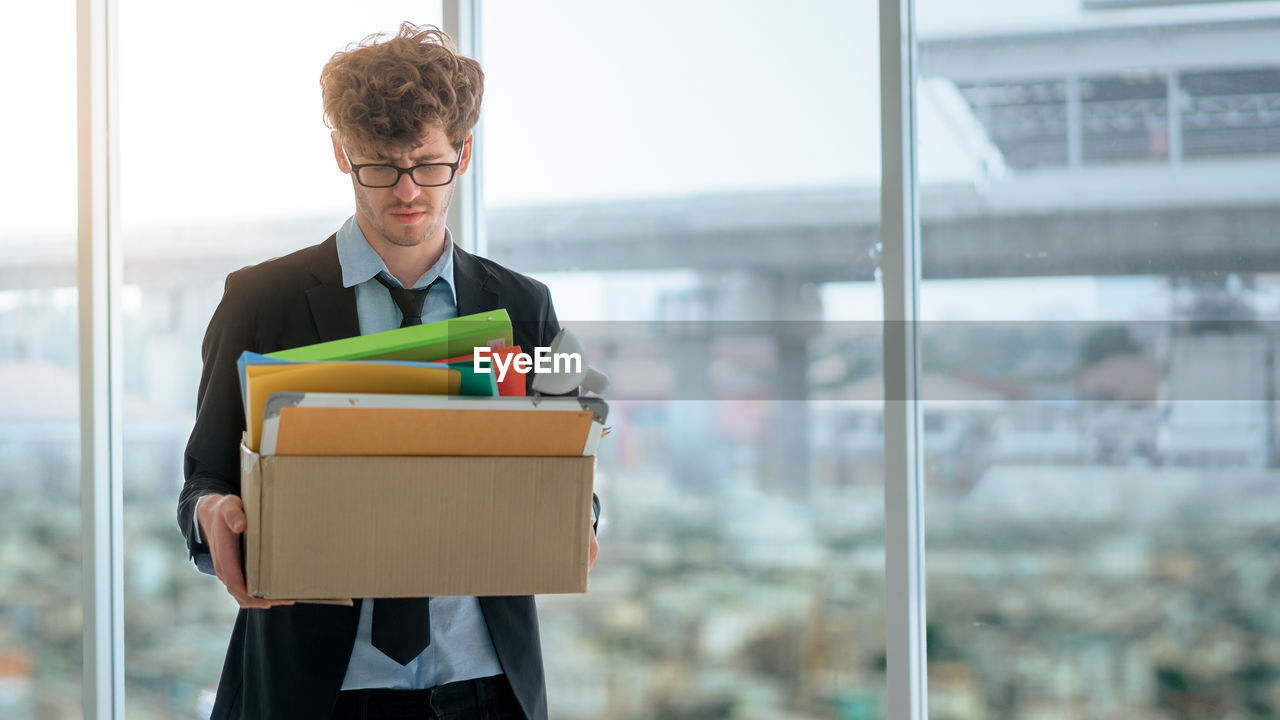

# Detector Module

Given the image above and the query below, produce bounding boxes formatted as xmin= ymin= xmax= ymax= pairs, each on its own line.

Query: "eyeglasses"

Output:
xmin=343 ymin=146 xmax=465 ymax=188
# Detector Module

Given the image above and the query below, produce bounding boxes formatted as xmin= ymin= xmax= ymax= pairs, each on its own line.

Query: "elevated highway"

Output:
xmin=4 ymin=161 xmax=1280 ymax=293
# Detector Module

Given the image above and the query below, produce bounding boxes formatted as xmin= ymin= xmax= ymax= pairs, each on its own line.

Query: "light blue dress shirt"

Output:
xmin=335 ymin=214 xmax=504 ymax=690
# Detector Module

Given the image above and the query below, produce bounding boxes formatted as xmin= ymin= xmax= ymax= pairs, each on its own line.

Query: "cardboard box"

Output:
xmin=240 ymin=443 xmax=594 ymax=600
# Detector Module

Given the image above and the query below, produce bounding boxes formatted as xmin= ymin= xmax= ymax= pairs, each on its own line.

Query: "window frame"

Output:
xmin=77 ymin=0 xmax=125 ymax=716
xmin=74 ymin=0 xmax=928 ymax=716
xmin=879 ymin=1 xmax=928 ymax=718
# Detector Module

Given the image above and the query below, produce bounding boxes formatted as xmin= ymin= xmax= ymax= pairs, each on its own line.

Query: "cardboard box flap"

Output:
xmin=240 ymin=440 xmax=263 ymax=597
xmin=272 ymin=407 xmax=597 ymax=457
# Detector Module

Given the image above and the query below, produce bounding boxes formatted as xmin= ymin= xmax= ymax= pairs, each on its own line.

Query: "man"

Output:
xmin=177 ymin=23 xmax=597 ymax=720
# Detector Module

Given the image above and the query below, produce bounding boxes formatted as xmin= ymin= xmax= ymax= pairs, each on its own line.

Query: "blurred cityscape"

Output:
xmin=4 ymin=298 xmax=1280 ymax=718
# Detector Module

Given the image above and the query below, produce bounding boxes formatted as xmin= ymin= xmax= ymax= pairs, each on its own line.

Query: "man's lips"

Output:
xmin=389 ymin=209 xmax=428 ymax=224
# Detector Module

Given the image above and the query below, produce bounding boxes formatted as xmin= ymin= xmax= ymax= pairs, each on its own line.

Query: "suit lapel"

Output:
xmin=306 ymin=235 xmax=361 ymax=342
xmin=452 ymin=244 xmax=499 ymax=316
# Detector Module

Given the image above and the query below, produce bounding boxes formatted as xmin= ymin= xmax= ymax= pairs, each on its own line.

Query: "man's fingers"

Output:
xmin=233 ymin=592 xmax=276 ymax=610
xmin=228 ymin=582 xmax=292 ymax=610
xmin=221 ymin=563 xmax=285 ymax=610
xmin=211 ymin=538 xmax=256 ymax=606
xmin=216 ymin=556 xmax=275 ymax=609
xmin=206 ymin=504 xmax=263 ymax=608
xmin=201 ymin=495 xmax=289 ymax=609
xmin=218 ymin=554 xmax=247 ymax=595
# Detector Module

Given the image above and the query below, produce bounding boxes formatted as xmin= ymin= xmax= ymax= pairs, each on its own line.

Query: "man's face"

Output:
xmin=332 ymin=127 xmax=471 ymax=253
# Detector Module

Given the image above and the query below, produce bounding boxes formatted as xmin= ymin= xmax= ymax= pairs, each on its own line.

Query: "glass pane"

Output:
xmin=484 ymin=2 xmax=884 ymax=717
xmin=118 ymin=3 xmax=443 ymax=717
xmin=1082 ymin=72 xmax=1169 ymax=165
xmin=919 ymin=2 xmax=1280 ymax=718
xmin=0 ymin=1 xmax=82 ymax=717
xmin=1182 ymin=67 xmax=1280 ymax=158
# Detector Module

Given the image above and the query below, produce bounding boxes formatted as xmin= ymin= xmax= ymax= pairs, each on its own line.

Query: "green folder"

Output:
xmin=266 ymin=309 xmax=513 ymax=396
xmin=268 ymin=309 xmax=513 ymax=362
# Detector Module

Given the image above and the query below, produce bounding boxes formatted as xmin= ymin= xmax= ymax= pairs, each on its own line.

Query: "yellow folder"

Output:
xmin=244 ymin=362 xmax=459 ymax=451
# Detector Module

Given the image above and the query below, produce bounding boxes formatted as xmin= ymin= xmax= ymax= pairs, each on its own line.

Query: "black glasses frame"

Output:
xmin=345 ymin=146 xmax=466 ymax=188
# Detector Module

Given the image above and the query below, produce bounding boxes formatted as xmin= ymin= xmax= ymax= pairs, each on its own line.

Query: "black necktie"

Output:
xmin=372 ymin=595 xmax=431 ymax=666
xmin=374 ymin=272 xmax=441 ymax=328
xmin=370 ymin=272 xmax=438 ymax=664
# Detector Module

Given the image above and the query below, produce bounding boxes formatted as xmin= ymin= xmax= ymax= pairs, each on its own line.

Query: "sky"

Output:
xmin=0 ymin=0 xmax=1109 ymax=233
xmin=4 ymin=0 xmax=1280 ymax=322
xmin=9 ymin=0 xmax=1280 ymax=229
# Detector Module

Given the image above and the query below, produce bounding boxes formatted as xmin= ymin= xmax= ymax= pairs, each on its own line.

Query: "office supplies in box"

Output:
xmin=239 ymin=359 xmax=463 ymax=452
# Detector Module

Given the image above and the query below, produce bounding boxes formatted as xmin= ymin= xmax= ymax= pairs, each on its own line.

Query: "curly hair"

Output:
xmin=321 ymin=22 xmax=483 ymax=153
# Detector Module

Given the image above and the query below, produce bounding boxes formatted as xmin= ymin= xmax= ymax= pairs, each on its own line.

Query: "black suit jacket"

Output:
xmin=178 ymin=234 xmax=565 ymax=720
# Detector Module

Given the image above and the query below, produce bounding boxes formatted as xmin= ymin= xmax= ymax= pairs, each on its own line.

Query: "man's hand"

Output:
xmin=588 ymin=527 xmax=599 ymax=571
xmin=197 ymin=493 xmax=293 ymax=610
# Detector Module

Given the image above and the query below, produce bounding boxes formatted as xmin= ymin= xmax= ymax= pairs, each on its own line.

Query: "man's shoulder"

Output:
xmin=459 ymin=248 xmax=550 ymax=303
xmin=224 ymin=235 xmax=337 ymax=297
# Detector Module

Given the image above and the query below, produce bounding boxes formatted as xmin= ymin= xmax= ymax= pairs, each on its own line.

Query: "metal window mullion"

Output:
xmin=1067 ymin=75 xmax=1084 ymax=169
xmin=77 ymin=0 xmax=124 ymax=717
xmin=444 ymin=0 xmax=486 ymax=256
xmin=1168 ymin=68 xmax=1183 ymax=166
xmin=880 ymin=0 xmax=927 ymax=719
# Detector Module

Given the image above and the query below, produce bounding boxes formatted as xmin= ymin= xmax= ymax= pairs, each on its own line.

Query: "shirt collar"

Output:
xmin=336 ymin=214 xmax=456 ymax=301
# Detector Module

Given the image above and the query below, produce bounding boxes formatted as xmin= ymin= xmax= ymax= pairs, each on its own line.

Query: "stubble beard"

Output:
xmin=359 ymin=183 xmax=454 ymax=250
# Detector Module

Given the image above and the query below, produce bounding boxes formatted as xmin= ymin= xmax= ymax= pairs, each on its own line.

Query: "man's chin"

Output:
xmin=379 ymin=215 xmax=441 ymax=246
xmin=384 ymin=234 xmax=427 ymax=248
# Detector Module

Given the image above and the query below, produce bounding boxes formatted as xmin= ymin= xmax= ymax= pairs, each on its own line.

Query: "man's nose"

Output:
xmin=392 ymin=171 xmax=421 ymax=202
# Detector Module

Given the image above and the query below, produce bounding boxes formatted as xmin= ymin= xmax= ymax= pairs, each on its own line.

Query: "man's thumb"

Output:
xmin=226 ymin=506 xmax=247 ymax=534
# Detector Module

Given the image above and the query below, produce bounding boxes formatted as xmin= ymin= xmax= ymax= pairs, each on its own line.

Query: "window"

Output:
xmin=918 ymin=2 xmax=1280 ymax=717
xmin=0 ymin=2 xmax=82 ymax=717
xmin=482 ymin=2 xmax=884 ymax=716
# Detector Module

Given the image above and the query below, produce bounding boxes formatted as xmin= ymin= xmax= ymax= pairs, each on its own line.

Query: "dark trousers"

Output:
xmin=329 ymin=675 xmax=523 ymax=720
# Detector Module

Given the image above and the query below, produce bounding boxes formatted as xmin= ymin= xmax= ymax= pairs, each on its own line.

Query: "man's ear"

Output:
xmin=331 ymin=132 xmax=351 ymax=173
xmin=456 ymin=135 xmax=474 ymax=176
